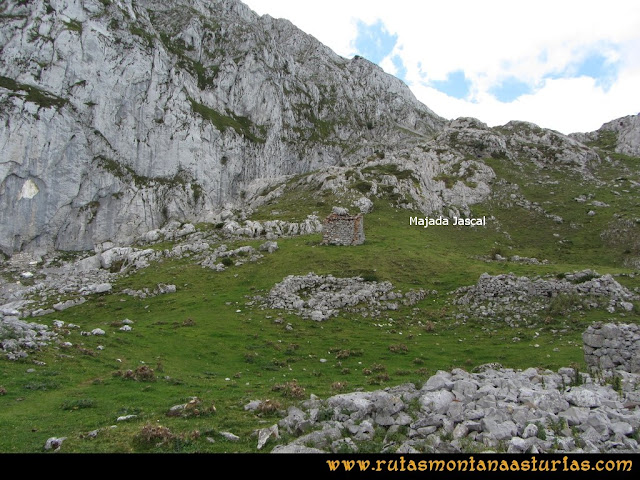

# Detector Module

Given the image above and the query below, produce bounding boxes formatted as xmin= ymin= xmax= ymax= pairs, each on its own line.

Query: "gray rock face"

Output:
xmin=571 ymin=113 xmax=640 ymax=157
xmin=0 ymin=0 xmax=443 ymax=255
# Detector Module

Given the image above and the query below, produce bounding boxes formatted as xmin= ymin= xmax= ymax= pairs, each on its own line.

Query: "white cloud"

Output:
xmin=243 ymin=0 xmax=640 ymax=133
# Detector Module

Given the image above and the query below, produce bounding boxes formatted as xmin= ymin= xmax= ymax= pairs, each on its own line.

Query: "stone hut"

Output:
xmin=321 ymin=207 xmax=365 ymax=246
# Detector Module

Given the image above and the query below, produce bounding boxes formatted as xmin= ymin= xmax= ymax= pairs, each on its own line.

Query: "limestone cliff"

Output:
xmin=0 ymin=0 xmax=444 ymax=255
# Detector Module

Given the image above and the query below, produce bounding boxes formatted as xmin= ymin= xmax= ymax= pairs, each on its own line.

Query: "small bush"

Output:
xmin=244 ymin=352 xmax=258 ymax=363
xmin=547 ymin=293 xmax=583 ymax=317
xmin=370 ymin=363 xmax=386 ymax=372
xmin=271 ymin=380 xmax=306 ymax=399
xmin=331 ymin=381 xmax=348 ymax=392
xmin=256 ymin=399 xmax=281 ymax=415
xmin=334 ymin=349 xmax=363 ymax=359
xmin=166 ymin=397 xmax=216 ymax=418
xmin=316 ymin=408 xmax=334 ymax=422
xmin=423 ymin=321 xmax=436 ymax=332
xmin=570 ymin=362 xmax=583 ymax=386
xmin=221 ymin=257 xmax=234 ymax=267
xmin=608 ymin=375 xmax=623 ymax=395
xmin=389 ymin=343 xmax=408 ymax=354
xmin=182 ymin=318 xmax=196 ymax=327
xmin=133 ymin=424 xmax=175 ymax=448
xmin=352 ymin=180 xmax=372 ymax=194
xmin=76 ymin=346 xmax=96 ymax=356
xmin=23 ymin=380 xmax=58 ymax=391
xmin=368 ymin=373 xmax=390 ymax=385
xmin=548 ymin=418 xmax=567 ymax=436
xmin=115 ymin=365 xmax=156 ymax=382
xmin=62 ymin=398 xmax=95 ymax=410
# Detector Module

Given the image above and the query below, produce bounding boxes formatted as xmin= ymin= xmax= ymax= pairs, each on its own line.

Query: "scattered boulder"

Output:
xmin=256 ymin=425 xmax=279 ymax=450
xmin=44 ymin=437 xmax=66 ymax=451
xmin=220 ymin=431 xmax=240 ymax=442
xmin=259 ymin=241 xmax=278 ymax=254
xmin=116 ymin=415 xmax=137 ymax=422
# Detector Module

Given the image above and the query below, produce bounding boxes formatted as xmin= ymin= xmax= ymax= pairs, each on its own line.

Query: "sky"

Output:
xmin=242 ymin=0 xmax=640 ymax=134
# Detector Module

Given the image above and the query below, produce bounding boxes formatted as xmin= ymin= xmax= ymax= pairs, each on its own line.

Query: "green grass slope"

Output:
xmin=0 ymin=149 xmax=638 ymax=453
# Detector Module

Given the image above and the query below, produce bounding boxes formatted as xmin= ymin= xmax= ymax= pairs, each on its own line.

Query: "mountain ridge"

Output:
xmin=0 ymin=0 xmax=638 ymax=258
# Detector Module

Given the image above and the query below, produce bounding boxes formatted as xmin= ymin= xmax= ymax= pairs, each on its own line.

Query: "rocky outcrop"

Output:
xmin=583 ymin=323 xmax=640 ymax=374
xmin=269 ymin=365 xmax=640 ymax=453
xmin=255 ymin=273 xmax=427 ymax=321
xmin=0 ymin=0 xmax=444 ymax=256
xmin=571 ymin=113 xmax=640 ymax=157
xmin=0 ymin=313 xmax=57 ymax=360
xmin=452 ymin=270 xmax=637 ymax=326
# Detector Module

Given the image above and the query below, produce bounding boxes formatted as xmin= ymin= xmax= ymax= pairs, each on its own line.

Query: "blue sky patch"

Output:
xmin=489 ymin=77 xmax=533 ymax=103
xmin=431 ymin=70 xmax=471 ymax=99
xmin=391 ymin=54 xmax=407 ymax=81
xmin=575 ymin=53 xmax=618 ymax=90
xmin=353 ymin=20 xmax=398 ymax=65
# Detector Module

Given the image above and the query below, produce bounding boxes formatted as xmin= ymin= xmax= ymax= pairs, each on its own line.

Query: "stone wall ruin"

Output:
xmin=583 ymin=322 xmax=640 ymax=373
xmin=321 ymin=207 xmax=365 ymax=246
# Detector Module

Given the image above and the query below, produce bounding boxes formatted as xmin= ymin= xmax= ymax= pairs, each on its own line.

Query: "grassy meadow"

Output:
xmin=0 ymin=151 xmax=638 ymax=453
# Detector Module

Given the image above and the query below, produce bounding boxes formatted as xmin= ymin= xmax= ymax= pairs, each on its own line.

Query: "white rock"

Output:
xmin=116 ymin=415 xmax=137 ymax=422
xmin=44 ymin=437 xmax=66 ymax=451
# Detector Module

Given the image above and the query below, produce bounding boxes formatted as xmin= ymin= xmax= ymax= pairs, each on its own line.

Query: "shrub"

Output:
xmin=570 ymin=362 xmax=583 ymax=386
xmin=166 ymin=397 xmax=216 ymax=418
xmin=182 ymin=318 xmax=196 ymax=327
xmin=271 ymin=380 xmax=306 ymax=399
xmin=62 ymin=398 xmax=95 ymax=410
xmin=23 ymin=380 xmax=58 ymax=390
xmin=115 ymin=365 xmax=156 ymax=382
xmin=257 ymin=399 xmax=281 ymax=415
xmin=423 ymin=321 xmax=436 ymax=332
xmin=370 ymin=363 xmax=386 ymax=372
xmin=352 ymin=181 xmax=372 ymax=194
xmin=547 ymin=293 xmax=583 ymax=317
xmin=389 ymin=343 xmax=408 ymax=354
xmin=244 ymin=352 xmax=258 ymax=363
xmin=133 ymin=424 xmax=175 ymax=448
xmin=333 ymin=349 xmax=363 ymax=359
xmin=221 ymin=257 xmax=234 ymax=267
xmin=331 ymin=381 xmax=348 ymax=392
xmin=535 ymin=422 xmax=547 ymax=440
